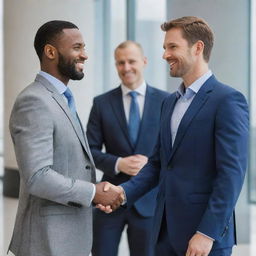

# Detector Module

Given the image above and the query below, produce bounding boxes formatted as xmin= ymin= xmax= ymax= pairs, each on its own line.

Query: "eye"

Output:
xmin=117 ymin=61 xmax=124 ymax=65
xmin=73 ymin=44 xmax=85 ymax=51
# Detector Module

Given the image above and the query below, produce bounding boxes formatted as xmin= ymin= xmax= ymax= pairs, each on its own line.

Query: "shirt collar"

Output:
xmin=39 ymin=71 xmax=67 ymax=94
xmin=121 ymin=81 xmax=147 ymax=97
xmin=176 ymin=70 xmax=212 ymax=98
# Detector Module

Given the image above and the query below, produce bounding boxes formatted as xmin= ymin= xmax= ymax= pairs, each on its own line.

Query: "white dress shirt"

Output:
xmin=115 ymin=81 xmax=147 ymax=173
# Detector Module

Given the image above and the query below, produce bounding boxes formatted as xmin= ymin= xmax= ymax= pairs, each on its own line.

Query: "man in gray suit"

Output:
xmin=8 ymin=20 xmax=123 ymax=256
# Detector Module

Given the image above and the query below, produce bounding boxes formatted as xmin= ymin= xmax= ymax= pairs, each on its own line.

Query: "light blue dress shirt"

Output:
xmin=171 ymin=70 xmax=213 ymax=145
xmin=39 ymin=71 xmax=67 ymax=95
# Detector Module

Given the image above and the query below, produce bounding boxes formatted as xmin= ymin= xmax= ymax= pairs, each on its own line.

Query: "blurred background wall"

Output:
xmin=0 ymin=0 xmax=254 ymax=248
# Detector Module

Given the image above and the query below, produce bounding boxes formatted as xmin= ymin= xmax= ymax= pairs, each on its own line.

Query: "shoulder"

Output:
xmin=209 ymin=76 xmax=247 ymax=103
xmin=93 ymin=87 xmax=121 ymax=104
xmin=146 ymin=85 xmax=169 ymax=99
xmin=14 ymin=79 xmax=49 ymax=106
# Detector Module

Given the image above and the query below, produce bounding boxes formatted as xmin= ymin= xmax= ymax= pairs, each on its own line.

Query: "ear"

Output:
xmin=194 ymin=40 xmax=204 ymax=57
xmin=143 ymin=56 xmax=148 ymax=66
xmin=44 ymin=44 xmax=57 ymax=60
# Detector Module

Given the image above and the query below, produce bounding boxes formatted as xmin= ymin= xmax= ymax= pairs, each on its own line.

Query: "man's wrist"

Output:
xmin=196 ymin=231 xmax=215 ymax=241
xmin=118 ymin=185 xmax=127 ymax=205
xmin=115 ymin=157 xmax=122 ymax=174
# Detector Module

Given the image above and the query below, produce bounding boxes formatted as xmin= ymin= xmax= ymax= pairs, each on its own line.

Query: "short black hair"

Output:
xmin=34 ymin=20 xmax=78 ymax=62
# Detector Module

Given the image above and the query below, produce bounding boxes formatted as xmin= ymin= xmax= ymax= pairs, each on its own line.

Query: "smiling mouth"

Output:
xmin=123 ymin=72 xmax=134 ymax=78
xmin=76 ymin=62 xmax=84 ymax=71
xmin=169 ymin=61 xmax=177 ymax=70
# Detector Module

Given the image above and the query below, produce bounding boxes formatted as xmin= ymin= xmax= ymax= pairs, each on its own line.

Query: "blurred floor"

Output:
xmin=0 ymin=172 xmax=255 ymax=255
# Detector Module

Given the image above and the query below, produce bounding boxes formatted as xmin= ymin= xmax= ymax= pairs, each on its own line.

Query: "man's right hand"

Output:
xmin=117 ymin=154 xmax=148 ymax=176
xmin=93 ymin=182 xmax=124 ymax=211
xmin=96 ymin=183 xmax=125 ymax=213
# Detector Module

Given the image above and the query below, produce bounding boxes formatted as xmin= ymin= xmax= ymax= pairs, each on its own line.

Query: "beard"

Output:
xmin=58 ymin=52 xmax=84 ymax=80
xmin=170 ymin=62 xmax=191 ymax=78
xmin=169 ymin=49 xmax=193 ymax=78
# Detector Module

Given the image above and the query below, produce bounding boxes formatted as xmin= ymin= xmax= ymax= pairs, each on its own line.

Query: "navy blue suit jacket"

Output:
xmin=87 ymin=85 xmax=169 ymax=217
xmin=122 ymin=75 xmax=249 ymax=250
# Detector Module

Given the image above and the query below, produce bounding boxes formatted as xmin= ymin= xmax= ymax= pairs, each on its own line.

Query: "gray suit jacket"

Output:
xmin=8 ymin=74 xmax=96 ymax=256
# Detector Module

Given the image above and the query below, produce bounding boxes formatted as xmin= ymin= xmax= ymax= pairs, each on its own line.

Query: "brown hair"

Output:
xmin=114 ymin=40 xmax=144 ymax=57
xmin=161 ymin=16 xmax=214 ymax=62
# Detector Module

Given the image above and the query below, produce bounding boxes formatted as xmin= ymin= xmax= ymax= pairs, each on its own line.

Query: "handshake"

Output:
xmin=93 ymin=182 xmax=125 ymax=213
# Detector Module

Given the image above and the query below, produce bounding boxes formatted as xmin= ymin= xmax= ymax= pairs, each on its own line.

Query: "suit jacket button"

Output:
xmin=85 ymin=165 xmax=91 ymax=170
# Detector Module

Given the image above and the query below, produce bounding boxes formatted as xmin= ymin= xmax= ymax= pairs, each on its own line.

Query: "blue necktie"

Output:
xmin=128 ymin=91 xmax=140 ymax=145
xmin=63 ymin=87 xmax=78 ymax=119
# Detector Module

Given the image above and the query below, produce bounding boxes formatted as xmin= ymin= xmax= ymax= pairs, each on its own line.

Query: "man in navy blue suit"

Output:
xmin=98 ymin=17 xmax=249 ymax=256
xmin=86 ymin=40 xmax=169 ymax=256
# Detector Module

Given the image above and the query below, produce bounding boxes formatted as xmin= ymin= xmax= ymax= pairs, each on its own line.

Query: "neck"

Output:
xmin=124 ymin=83 xmax=141 ymax=90
xmin=183 ymin=62 xmax=209 ymax=88
xmin=41 ymin=65 xmax=69 ymax=85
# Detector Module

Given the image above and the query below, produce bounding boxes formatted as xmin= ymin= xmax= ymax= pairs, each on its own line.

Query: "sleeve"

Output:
xmin=197 ymin=90 xmax=249 ymax=241
xmin=121 ymin=96 xmax=167 ymax=206
xmin=10 ymin=93 xmax=95 ymax=208
xmin=121 ymin=130 xmax=161 ymax=206
xmin=86 ymin=98 xmax=119 ymax=178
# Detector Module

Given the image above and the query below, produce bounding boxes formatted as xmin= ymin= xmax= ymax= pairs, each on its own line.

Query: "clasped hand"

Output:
xmin=93 ymin=182 xmax=124 ymax=213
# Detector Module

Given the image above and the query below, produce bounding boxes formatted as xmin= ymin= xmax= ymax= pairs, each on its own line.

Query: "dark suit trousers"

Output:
xmin=155 ymin=212 xmax=232 ymax=256
xmin=92 ymin=207 xmax=154 ymax=256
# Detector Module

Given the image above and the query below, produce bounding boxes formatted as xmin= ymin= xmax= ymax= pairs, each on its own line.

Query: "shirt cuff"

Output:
xmin=89 ymin=184 xmax=96 ymax=205
xmin=118 ymin=186 xmax=127 ymax=205
xmin=196 ymin=231 xmax=215 ymax=241
xmin=114 ymin=157 xmax=122 ymax=174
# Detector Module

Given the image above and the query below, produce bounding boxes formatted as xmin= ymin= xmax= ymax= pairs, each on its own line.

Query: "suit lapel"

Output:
xmin=135 ymin=86 xmax=169 ymax=152
xmin=168 ymin=77 xmax=215 ymax=163
xmin=110 ymin=87 xmax=133 ymax=149
xmin=135 ymin=86 xmax=153 ymax=151
xmin=35 ymin=75 xmax=91 ymax=158
xmin=52 ymin=92 xmax=91 ymax=156
xmin=162 ymin=94 xmax=178 ymax=159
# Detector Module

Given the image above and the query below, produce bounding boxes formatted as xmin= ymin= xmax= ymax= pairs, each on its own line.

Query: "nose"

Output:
xmin=80 ymin=49 xmax=88 ymax=60
xmin=162 ymin=50 xmax=168 ymax=60
xmin=123 ymin=62 xmax=130 ymax=71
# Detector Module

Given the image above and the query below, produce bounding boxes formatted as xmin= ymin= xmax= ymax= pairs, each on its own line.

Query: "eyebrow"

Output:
xmin=163 ymin=42 xmax=177 ymax=49
xmin=73 ymin=43 xmax=85 ymax=47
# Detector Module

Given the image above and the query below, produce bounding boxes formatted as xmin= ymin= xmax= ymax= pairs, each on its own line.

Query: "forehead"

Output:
xmin=115 ymin=44 xmax=143 ymax=60
xmin=57 ymin=28 xmax=84 ymax=47
xmin=163 ymin=28 xmax=188 ymax=46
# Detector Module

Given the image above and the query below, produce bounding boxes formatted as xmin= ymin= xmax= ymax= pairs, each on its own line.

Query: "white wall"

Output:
xmin=4 ymin=0 xmax=96 ymax=168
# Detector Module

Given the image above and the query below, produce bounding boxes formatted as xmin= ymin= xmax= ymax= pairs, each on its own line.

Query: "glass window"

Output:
xmin=250 ymin=0 xmax=256 ymax=203
xmin=0 ymin=0 xmax=3 ymax=176
xmin=94 ymin=0 xmax=126 ymax=94
xmin=135 ymin=0 xmax=167 ymax=90
xmin=93 ymin=0 xmax=126 ymax=181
